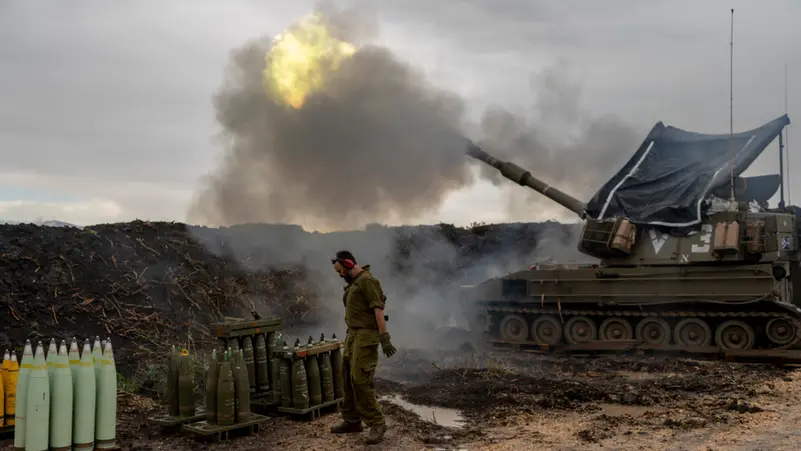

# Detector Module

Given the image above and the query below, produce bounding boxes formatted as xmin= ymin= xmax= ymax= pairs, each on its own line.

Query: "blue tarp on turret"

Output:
xmin=584 ymin=114 xmax=790 ymax=229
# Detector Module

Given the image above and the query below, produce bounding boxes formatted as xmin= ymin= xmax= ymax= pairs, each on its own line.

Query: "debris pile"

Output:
xmin=0 ymin=220 xmax=318 ymax=372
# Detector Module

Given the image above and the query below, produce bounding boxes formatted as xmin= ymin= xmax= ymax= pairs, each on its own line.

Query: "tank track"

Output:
xmin=482 ymin=305 xmax=801 ymax=351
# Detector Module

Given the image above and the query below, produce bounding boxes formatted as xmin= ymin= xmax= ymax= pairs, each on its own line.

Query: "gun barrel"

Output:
xmin=466 ymin=142 xmax=586 ymax=217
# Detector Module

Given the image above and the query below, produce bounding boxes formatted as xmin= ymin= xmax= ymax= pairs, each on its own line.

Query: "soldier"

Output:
xmin=329 ymin=250 xmax=397 ymax=444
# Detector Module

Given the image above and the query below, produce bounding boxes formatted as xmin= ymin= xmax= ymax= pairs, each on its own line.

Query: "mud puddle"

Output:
xmin=381 ymin=394 xmax=467 ymax=428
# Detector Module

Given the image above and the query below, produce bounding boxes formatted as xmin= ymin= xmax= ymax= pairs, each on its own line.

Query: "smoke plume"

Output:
xmin=188 ymin=5 xmax=639 ymax=230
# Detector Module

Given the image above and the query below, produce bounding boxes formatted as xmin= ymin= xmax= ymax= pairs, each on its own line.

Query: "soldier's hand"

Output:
xmin=379 ymin=332 xmax=396 ymax=358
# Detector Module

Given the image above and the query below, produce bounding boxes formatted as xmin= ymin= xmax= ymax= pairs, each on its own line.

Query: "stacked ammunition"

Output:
xmin=10 ymin=336 xmax=117 ymax=451
xmin=202 ymin=347 xmax=253 ymax=426
xmin=166 ymin=345 xmax=198 ymax=418
xmin=212 ymin=317 xmax=284 ymax=405
xmin=275 ymin=334 xmax=344 ymax=413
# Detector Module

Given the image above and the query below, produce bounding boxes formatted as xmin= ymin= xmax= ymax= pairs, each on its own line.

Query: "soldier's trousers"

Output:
xmin=340 ymin=329 xmax=384 ymax=426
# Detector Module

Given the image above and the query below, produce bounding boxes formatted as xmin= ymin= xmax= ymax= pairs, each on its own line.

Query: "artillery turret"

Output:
xmin=463 ymin=114 xmax=801 ymax=353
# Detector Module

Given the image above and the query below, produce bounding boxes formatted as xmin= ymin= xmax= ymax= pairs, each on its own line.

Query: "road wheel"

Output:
xmin=498 ymin=314 xmax=529 ymax=342
xmin=715 ymin=320 xmax=755 ymax=350
xmin=766 ymin=318 xmax=796 ymax=346
xmin=530 ymin=315 xmax=563 ymax=345
xmin=673 ymin=318 xmax=712 ymax=347
xmin=564 ymin=316 xmax=597 ymax=344
xmin=635 ymin=318 xmax=671 ymax=345
xmin=599 ymin=317 xmax=634 ymax=341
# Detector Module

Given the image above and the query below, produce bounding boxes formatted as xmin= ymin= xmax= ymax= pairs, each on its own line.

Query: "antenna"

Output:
xmin=786 ymin=61 xmax=792 ymax=205
xmin=728 ymin=8 xmax=735 ymax=204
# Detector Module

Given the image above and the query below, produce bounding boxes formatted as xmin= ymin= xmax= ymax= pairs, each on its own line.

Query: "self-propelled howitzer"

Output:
xmin=463 ymin=114 xmax=801 ymax=353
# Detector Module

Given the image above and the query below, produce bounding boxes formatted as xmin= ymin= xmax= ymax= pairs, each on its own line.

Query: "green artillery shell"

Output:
xmin=254 ymin=334 xmax=270 ymax=392
xmin=50 ymin=342 xmax=73 ymax=450
xmin=205 ymin=349 xmax=219 ymax=424
xmin=269 ymin=355 xmax=282 ymax=403
xmin=167 ymin=345 xmax=180 ymax=417
xmin=45 ymin=339 xmax=57 ymax=396
xmin=177 ymin=350 xmax=195 ymax=417
xmin=73 ymin=340 xmax=96 ymax=451
xmin=96 ymin=340 xmax=118 ymax=449
xmin=267 ymin=332 xmax=282 ymax=355
xmin=305 ymin=355 xmax=322 ymax=407
xmin=242 ymin=336 xmax=256 ymax=393
xmin=92 ymin=337 xmax=103 ymax=389
xmin=319 ymin=352 xmax=335 ymax=403
xmin=235 ymin=350 xmax=251 ymax=422
xmin=68 ymin=338 xmax=80 ymax=392
xmin=25 ymin=342 xmax=49 ymax=451
xmin=228 ymin=338 xmax=240 ymax=356
xmin=279 ymin=358 xmax=292 ymax=408
xmin=331 ymin=344 xmax=344 ymax=399
xmin=13 ymin=340 xmax=33 ymax=450
xmin=216 ymin=355 xmax=236 ymax=426
xmin=291 ymin=357 xmax=309 ymax=409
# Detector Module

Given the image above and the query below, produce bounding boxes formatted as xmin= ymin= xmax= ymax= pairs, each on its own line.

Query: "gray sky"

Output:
xmin=1 ymin=0 xmax=799 ymax=229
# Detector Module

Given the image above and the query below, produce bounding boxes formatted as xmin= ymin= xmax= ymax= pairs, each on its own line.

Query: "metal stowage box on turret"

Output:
xmin=462 ymin=114 xmax=801 ymax=355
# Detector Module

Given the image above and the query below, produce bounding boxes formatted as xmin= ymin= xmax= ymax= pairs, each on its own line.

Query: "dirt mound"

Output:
xmin=0 ymin=220 xmax=319 ymax=372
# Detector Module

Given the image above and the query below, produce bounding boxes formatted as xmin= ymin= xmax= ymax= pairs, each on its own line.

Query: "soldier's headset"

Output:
xmin=332 ymin=257 xmax=355 ymax=270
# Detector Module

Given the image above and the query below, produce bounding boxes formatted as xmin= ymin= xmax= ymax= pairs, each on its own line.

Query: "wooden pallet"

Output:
xmin=0 ymin=423 xmax=14 ymax=438
xmin=182 ymin=413 xmax=269 ymax=442
xmin=278 ymin=398 xmax=343 ymax=421
xmin=148 ymin=410 xmax=207 ymax=430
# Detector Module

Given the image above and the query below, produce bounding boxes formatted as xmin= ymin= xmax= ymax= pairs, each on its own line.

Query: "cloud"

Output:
xmin=1 ymin=0 xmax=800 ymax=227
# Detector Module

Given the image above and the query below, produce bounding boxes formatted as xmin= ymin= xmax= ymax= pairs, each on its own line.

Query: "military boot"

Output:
xmin=330 ymin=420 xmax=364 ymax=434
xmin=365 ymin=423 xmax=387 ymax=444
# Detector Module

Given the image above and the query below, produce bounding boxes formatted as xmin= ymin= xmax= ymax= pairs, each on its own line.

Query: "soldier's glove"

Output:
xmin=379 ymin=333 xmax=396 ymax=358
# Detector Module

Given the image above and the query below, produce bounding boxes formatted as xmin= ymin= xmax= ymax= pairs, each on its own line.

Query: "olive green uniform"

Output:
xmin=340 ymin=266 xmax=385 ymax=427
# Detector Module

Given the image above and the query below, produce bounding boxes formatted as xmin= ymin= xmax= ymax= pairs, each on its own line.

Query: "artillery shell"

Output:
xmin=73 ymin=340 xmax=96 ymax=451
xmin=269 ymin=355 xmax=281 ymax=404
xmin=25 ymin=342 xmax=50 ymax=451
xmin=330 ymin=343 xmax=344 ymax=399
xmin=242 ymin=336 xmax=256 ymax=393
xmin=205 ymin=349 xmax=219 ymax=424
xmin=0 ymin=352 xmax=4 ymax=426
xmin=45 ymin=339 xmax=57 ymax=396
xmin=167 ymin=345 xmax=179 ymax=416
xmin=291 ymin=357 xmax=309 ymax=409
xmin=92 ymin=337 xmax=103 ymax=388
xmin=96 ymin=340 xmax=118 ymax=449
xmin=228 ymin=338 xmax=240 ymax=356
xmin=216 ymin=355 xmax=235 ymax=426
xmin=68 ymin=338 xmax=80 ymax=391
xmin=234 ymin=350 xmax=250 ymax=422
xmin=254 ymin=334 xmax=270 ymax=393
xmin=177 ymin=350 xmax=195 ymax=417
xmin=50 ymin=341 xmax=73 ymax=450
xmin=5 ymin=352 xmax=18 ymax=427
xmin=319 ymin=352 xmax=335 ymax=403
xmin=14 ymin=340 xmax=34 ymax=449
xmin=267 ymin=331 xmax=282 ymax=355
xmin=279 ymin=358 xmax=292 ymax=408
xmin=305 ymin=354 xmax=322 ymax=407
